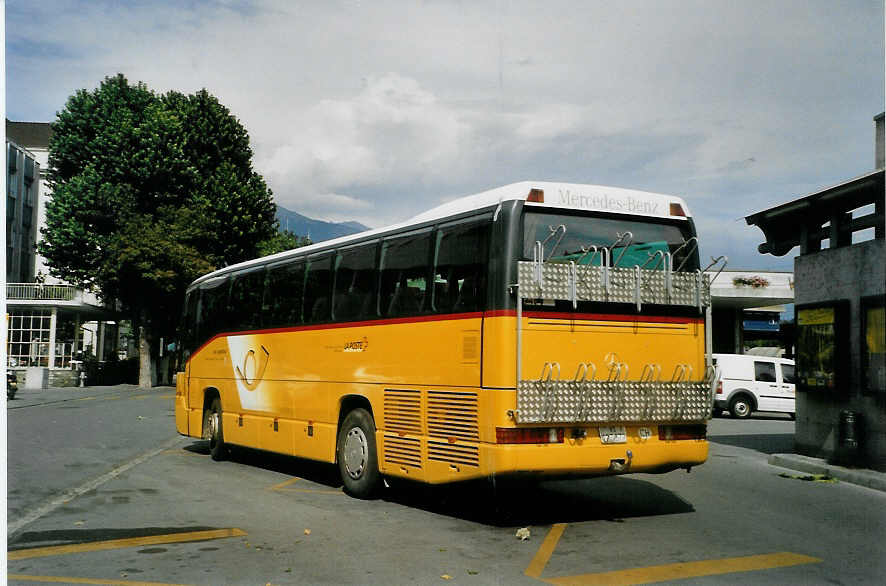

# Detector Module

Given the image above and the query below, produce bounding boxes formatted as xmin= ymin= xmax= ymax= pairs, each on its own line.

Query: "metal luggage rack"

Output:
xmin=509 ymin=228 xmax=726 ymax=425
xmin=519 ymin=229 xmax=727 ymax=312
xmin=515 ymin=357 xmax=717 ymax=424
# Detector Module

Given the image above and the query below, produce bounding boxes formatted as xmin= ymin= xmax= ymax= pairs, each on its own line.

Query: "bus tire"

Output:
xmin=729 ymin=394 xmax=753 ymax=419
xmin=337 ymin=408 xmax=380 ymax=499
xmin=206 ymin=397 xmax=227 ymax=461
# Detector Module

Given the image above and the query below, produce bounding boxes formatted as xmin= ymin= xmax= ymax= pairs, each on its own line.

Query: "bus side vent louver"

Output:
xmin=383 ymin=389 xmax=422 ymax=469
xmin=383 ymin=435 xmax=422 ymax=468
xmin=428 ymin=440 xmax=479 ymax=467
xmin=383 ymin=389 xmax=422 ymax=435
xmin=427 ymin=391 xmax=479 ymax=441
xmin=427 ymin=391 xmax=480 ymax=467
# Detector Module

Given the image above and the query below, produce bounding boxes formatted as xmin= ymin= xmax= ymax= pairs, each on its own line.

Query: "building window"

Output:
xmin=7 ymin=309 xmax=52 ymax=367
xmin=795 ymin=301 xmax=849 ymax=394
xmin=862 ymin=295 xmax=886 ymax=394
xmin=53 ymin=314 xmax=80 ymax=369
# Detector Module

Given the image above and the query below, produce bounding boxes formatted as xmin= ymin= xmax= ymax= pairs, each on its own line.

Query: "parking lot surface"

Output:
xmin=7 ymin=387 xmax=886 ymax=584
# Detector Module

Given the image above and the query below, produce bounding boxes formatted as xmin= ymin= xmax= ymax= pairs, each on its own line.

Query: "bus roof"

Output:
xmin=189 ymin=181 xmax=692 ymax=289
xmin=409 ymin=181 xmax=691 ymax=223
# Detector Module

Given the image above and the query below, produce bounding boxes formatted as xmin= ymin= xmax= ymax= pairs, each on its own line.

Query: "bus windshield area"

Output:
xmin=522 ymin=211 xmax=699 ymax=272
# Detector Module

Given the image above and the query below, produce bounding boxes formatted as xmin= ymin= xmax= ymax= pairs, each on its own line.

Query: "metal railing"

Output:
xmin=6 ymin=283 xmax=79 ymax=301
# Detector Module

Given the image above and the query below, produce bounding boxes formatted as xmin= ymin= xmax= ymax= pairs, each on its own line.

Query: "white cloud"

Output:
xmin=6 ymin=0 xmax=883 ymax=261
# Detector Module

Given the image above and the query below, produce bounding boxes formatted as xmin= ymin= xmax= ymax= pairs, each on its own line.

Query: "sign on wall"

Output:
xmin=795 ymin=301 xmax=849 ymax=394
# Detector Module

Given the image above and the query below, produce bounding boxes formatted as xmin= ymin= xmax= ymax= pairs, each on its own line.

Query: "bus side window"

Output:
xmin=265 ymin=261 xmax=306 ymax=328
xmin=380 ymin=230 xmax=431 ymax=318
xmin=432 ymin=220 xmax=490 ymax=313
xmin=334 ymin=244 xmax=378 ymax=322
xmin=178 ymin=290 xmax=200 ymax=363
xmin=197 ymin=276 xmax=230 ymax=343
xmin=229 ymin=268 xmax=267 ymax=332
xmin=304 ymin=255 xmax=333 ymax=323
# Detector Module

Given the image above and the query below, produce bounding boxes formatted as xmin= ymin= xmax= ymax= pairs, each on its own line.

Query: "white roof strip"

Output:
xmin=190 ymin=181 xmax=691 ymax=288
xmin=409 ymin=181 xmax=690 ymax=223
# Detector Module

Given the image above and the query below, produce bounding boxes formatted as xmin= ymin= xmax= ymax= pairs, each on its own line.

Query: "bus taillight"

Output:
xmin=496 ymin=427 xmax=564 ymax=444
xmin=716 ymin=381 xmax=723 ymax=395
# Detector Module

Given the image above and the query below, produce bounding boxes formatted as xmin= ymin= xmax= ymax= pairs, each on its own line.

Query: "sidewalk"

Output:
xmin=7 ymin=384 xmax=174 ymax=408
xmin=769 ymin=453 xmax=886 ymax=493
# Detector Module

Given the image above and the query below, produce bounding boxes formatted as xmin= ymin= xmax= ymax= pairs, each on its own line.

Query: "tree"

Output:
xmin=40 ymin=74 xmax=289 ymax=387
xmin=256 ymin=230 xmax=312 ymax=257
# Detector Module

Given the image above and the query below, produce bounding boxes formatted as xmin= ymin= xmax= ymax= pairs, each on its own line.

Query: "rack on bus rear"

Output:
xmin=515 ymin=360 xmax=717 ymax=424
xmin=517 ymin=258 xmax=723 ymax=312
xmin=510 ymin=233 xmax=726 ymax=425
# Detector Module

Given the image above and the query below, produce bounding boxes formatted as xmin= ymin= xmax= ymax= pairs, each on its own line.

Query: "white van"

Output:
xmin=712 ymin=353 xmax=796 ymax=419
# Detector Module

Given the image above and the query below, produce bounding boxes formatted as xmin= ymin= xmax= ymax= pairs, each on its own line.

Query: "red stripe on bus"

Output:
xmin=189 ymin=311 xmax=486 ymax=358
xmin=186 ymin=309 xmax=700 ymax=362
xmin=485 ymin=309 xmax=702 ymax=324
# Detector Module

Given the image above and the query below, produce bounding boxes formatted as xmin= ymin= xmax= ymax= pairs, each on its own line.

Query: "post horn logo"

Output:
xmin=235 ymin=345 xmax=270 ymax=390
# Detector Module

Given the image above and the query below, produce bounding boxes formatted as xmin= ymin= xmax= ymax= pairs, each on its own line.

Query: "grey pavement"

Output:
xmin=769 ymin=452 xmax=886 ymax=493
xmin=10 ymin=386 xmax=886 ymax=495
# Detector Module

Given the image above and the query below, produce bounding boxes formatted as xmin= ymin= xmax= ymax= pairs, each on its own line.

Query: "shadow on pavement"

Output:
xmin=382 ymin=475 xmax=695 ymax=527
xmin=183 ymin=441 xmax=695 ymax=527
xmin=708 ymin=433 xmax=795 ymax=454
xmin=9 ymin=526 xmax=216 ymax=549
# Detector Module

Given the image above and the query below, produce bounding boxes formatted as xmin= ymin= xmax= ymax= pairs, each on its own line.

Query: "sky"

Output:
xmin=5 ymin=0 xmax=884 ymax=270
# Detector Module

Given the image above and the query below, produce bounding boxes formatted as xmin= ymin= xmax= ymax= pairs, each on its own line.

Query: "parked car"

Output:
xmin=712 ymin=353 xmax=795 ymax=419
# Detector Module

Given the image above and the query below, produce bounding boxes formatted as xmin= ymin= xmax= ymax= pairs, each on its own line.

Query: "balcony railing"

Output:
xmin=6 ymin=283 xmax=79 ymax=301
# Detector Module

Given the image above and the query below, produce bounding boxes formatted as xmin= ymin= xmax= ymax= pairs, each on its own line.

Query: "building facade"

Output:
xmin=6 ymin=120 xmax=119 ymax=387
xmin=747 ymin=113 xmax=886 ymax=470
xmin=6 ymin=140 xmax=40 ymax=283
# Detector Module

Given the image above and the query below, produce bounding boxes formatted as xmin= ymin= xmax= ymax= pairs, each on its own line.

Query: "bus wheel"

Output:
xmin=729 ymin=395 xmax=752 ymax=419
xmin=206 ymin=398 xmax=227 ymax=461
xmin=337 ymin=408 xmax=380 ymax=498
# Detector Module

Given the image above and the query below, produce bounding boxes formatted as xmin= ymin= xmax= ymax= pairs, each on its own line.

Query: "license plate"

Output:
xmin=599 ymin=426 xmax=627 ymax=444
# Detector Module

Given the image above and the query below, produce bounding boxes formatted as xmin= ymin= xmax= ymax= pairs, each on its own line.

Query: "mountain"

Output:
xmin=275 ymin=204 xmax=370 ymax=243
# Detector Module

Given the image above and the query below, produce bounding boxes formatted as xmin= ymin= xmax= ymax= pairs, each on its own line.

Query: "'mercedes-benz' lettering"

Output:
xmin=558 ymin=188 xmax=660 ymax=215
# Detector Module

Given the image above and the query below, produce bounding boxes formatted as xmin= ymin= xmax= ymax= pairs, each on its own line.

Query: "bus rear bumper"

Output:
xmin=477 ymin=438 xmax=709 ymax=480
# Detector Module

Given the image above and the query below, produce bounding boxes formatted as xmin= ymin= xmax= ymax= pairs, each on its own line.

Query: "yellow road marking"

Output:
xmin=9 ymin=574 xmax=190 ymax=586
xmin=268 ymin=477 xmax=300 ymax=491
xmin=267 ymin=477 xmax=342 ymax=494
xmin=543 ymin=552 xmax=821 ymax=585
xmin=8 ymin=528 xmax=246 ymax=561
xmin=525 ymin=523 xmax=568 ymax=578
xmin=288 ymin=488 xmax=344 ymax=495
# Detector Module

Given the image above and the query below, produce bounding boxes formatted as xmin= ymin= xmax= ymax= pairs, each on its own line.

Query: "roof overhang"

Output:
xmin=745 ymin=169 xmax=884 ymax=256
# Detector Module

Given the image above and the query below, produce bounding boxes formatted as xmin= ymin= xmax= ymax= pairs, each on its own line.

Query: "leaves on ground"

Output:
xmin=778 ymin=472 xmax=838 ymax=483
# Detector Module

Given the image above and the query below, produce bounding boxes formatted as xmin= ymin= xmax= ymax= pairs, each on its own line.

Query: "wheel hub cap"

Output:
xmin=343 ymin=428 xmax=367 ymax=479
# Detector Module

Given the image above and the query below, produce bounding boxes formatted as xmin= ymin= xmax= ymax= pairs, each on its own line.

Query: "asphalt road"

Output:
xmin=7 ymin=386 xmax=886 ymax=585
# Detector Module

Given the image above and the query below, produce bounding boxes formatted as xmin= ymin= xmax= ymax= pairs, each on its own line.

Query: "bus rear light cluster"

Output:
xmin=659 ymin=425 xmax=707 ymax=441
xmin=526 ymin=188 xmax=545 ymax=203
xmin=496 ymin=427 xmax=563 ymax=444
xmin=716 ymin=381 xmax=723 ymax=395
xmin=669 ymin=202 xmax=687 ymax=217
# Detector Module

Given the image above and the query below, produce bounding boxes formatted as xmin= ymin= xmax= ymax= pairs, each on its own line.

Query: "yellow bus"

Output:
xmin=175 ymin=181 xmax=720 ymax=498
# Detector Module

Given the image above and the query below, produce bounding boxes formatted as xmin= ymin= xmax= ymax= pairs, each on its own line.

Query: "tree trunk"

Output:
xmin=138 ymin=325 xmax=156 ymax=388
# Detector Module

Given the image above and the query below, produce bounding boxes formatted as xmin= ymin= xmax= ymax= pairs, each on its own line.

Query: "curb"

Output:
xmin=769 ymin=453 xmax=886 ymax=493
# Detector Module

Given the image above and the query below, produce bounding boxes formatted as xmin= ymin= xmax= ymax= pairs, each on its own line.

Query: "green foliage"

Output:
xmin=257 ymin=230 xmax=312 ymax=257
xmin=40 ymin=74 xmax=294 ymax=371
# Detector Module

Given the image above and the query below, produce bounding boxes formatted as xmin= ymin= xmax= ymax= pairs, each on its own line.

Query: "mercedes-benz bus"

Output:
xmin=175 ymin=181 xmax=720 ymax=497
